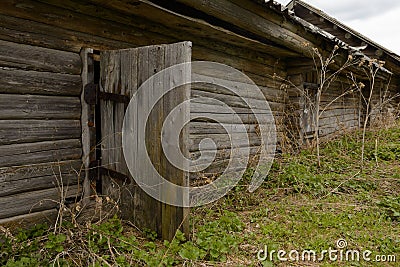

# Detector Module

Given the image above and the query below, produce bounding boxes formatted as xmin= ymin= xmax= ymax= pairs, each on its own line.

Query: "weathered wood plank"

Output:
xmin=160 ymin=42 xmax=191 ymax=240
xmin=0 ymin=120 xmax=81 ymax=145
xmin=38 ymin=0 xmax=296 ymax=58
xmin=0 ymin=160 xmax=82 ymax=182
xmin=0 ymin=39 xmax=81 ymax=74
xmin=0 ymin=68 xmax=82 ymax=96
xmin=190 ymin=146 xmax=261 ymax=168
xmin=99 ymin=46 xmax=163 ymax=237
xmin=189 ymin=122 xmax=259 ymax=135
xmin=0 ymin=139 xmax=82 ymax=167
xmin=191 ymin=103 xmax=278 ymax=126
xmin=0 ymin=14 xmax=132 ymax=53
xmin=80 ymin=48 xmax=94 ymax=205
xmin=191 ymin=89 xmax=283 ymax=112
xmin=189 ymin=133 xmax=262 ymax=151
xmin=193 ymin=46 xmax=286 ymax=80
xmin=0 ymin=185 xmax=81 ymax=219
xmin=0 ymin=173 xmax=80 ymax=197
xmin=100 ymin=42 xmax=191 ymax=240
xmin=0 ymin=94 xmax=81 ymax=119
xmin=0 ymin=209 xmax=59 ymax=229
xmin=191 ymin=77 xmax=286 ymax=104
xmin=174 ymin=0 xmax=310 ymax=56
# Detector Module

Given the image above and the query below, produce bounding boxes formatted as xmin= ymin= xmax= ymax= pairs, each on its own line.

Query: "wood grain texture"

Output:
xmin=0 ymin=68 xmax=82 ymax=96
xmin=0 ymin=139 xmax=82 ymax=167
xmin=0 ymin=94 xmax=81 ymax=119
xmin=99 ymin=42 xmax=191 ymax=241
xmin=0 ymin=39 xmax=81 ymax=74
xmin=0 ymin=120 xmax=81 ymax=145
xmin=160 ymin=42 xmax=191 ymax=240
xmin=0 ymin=209 xmax=59 ymax=230
xmin=0 ymin=185 xmax=81 ymax=219
xmin=0 ymin=160 xmax=82 ymax=183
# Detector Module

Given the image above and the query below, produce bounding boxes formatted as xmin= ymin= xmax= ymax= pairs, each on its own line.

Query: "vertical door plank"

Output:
xmin=100 ymin=42 xmax=191 ymax=240
xmin=161 ymin=42 xmax=191 ymax=240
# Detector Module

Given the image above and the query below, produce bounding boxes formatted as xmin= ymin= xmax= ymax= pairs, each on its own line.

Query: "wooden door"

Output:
xmin=302 ymin=83 xmax=318 ymax=141
xmin=98 ymin=42 xmax=191 ymax=240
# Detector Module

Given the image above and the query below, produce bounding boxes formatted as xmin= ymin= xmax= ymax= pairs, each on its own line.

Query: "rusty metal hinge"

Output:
xmin=89 ymin=160 xmax=131 ymax=184
xmin=84 ymin=83 xmax=130 ymax=105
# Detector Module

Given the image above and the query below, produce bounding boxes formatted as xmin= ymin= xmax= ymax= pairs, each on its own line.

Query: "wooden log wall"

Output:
xmin=0 ymin=0 xmax=290 ymax=193
xmin=1 ymin=0 xmax=396 ymax=226
xmin=0 ymin=40 xmax=83 ymax=224
xmin=369 ymin=78 xmax=400 ymax=126
xmin=287 ymin=65 xmax=362 ymax=146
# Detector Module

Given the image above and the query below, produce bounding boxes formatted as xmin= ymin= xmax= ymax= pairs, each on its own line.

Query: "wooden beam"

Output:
xmin=0 ymin=68 xmax=82 ymax=96
xmin=0 ymin=39 xmax=81 ymax=74
xmin=0 ymin=185 xmax=81 ymax=219
xmin=0 ymin=94 xmax=81 ymax=120
xmin=0 ymin=120 xmax=81 ymax=145
xmin=0 ymin=139 xmax=82 ymax=167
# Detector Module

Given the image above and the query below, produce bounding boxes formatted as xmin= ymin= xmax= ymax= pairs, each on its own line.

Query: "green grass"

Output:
xmin=1 ymin=124 xmax=399 ymax=266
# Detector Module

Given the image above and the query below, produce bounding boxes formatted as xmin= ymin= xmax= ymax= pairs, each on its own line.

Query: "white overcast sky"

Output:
xmin=276 ymin=0 xmax=400 ymax=55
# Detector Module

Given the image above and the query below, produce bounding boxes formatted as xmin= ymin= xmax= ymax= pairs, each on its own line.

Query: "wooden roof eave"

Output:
xmin=86 ymin=0 xmax=299 ymax=59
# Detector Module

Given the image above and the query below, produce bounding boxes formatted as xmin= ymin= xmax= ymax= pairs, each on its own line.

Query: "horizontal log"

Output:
xmin=190 ymin=146 xmax=262 ymax=167
xmin=0 ymin=139 xmax=82 ymax=167
xmin=0 ymin=160 xmax=83 ymax=183
xmin=193 ymin=46 xmax=287 ymax=79
xmin=191 ymin=90 xmax=284 ymax=112
xmin=174 ymin=0 xmax=310 ymax=56
xmin=319 ymin=109 xmax=358 ymax=118
xmin=319 ymin=125 xmax=359 ymax=138
xmin=318 ymin=116 xmax=358 ymax=127
xmin=0 ymin=120 xmax=81 ymax=145
xmin=0 ymin=94 xmax=81 ymax=119
xmin=189 ymin=133 xmax=267 ymax=151
xmin=189 ymin=121 xmax=258 ymax=135
xmin=0 ymin=172 xmax=80 ymax=197
xmin=0 ymin=209 xmax=59 ymax=230
xmin=0 ymin=68 xmax=82 ymax=96
xmin=0 ymin=14 xmax=133 ymax=53
xmin=0 ymin=185 xmax=81 ymax=219
xmin=40 ymin=0 xmax=296 ymax=58
xmin=0 ymin=39 xmax=81 ymax=74
xmin=190 ymin=99 xmax=281 ymax=125
xmin=191 ymin=73 xmax=286 ymax=102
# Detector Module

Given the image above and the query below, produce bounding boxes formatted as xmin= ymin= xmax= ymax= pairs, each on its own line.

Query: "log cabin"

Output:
xmin=0 ymin=0 xmax=399 ymax=240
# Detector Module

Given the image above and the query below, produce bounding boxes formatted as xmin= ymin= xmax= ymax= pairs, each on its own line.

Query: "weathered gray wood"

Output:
xmin=0 ymin=120 xmax=81 ymax=145
xmin=191 ymin=80 xmax=286 ymax=104
xmin=37 ymin=0 xmax=296 ymax=58
xmin=0 ymin=14 xmax=133 ymax=53
xmin=0 ymin=39 xmax=81 ymax=74
xmin=0 ymin=68 xmax=82 ymax=96
xmin=0 ymin=173 xmax=79 ymax=197
xmin=190 ymin=146 xmax=261 ymax=167
xmin=0 ymin=209 xmax=59 ymax=229
xmin=0 ymin=185 xmax=81 ymax=219
xmin=160 ymin=42 xmax=191 ymax=240
xmin=80 ymin=48 xmax=94 ymax=205
xmin=189 ymin=133 xmax=262 ymax=151
xmin=191 ymin=89 xmax=283 ymax=112
xmin=100 ymin=42 xmax=191 ymax=241
xmin=0 ymin=160 xmax=82 ymax=183
xmin=0 ymin=94 xmax=81 ymax=119
xmin=191 ymin=102 xmax=279 ymax=125
xmin=189 ymin=122 xmax=258 ymax=135
xmin=174 ymin=0 xmax=310 ymax=56
xmin=0 ymin=139 xmax=82 ymax=167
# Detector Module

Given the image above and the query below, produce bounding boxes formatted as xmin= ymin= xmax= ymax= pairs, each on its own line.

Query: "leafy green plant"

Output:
xmin=378 ymin=196 xmax=400 ymax=221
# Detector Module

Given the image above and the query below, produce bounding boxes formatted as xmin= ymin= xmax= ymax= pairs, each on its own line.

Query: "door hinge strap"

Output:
xmin=84 ymin=83 xmax=130 ymax=105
